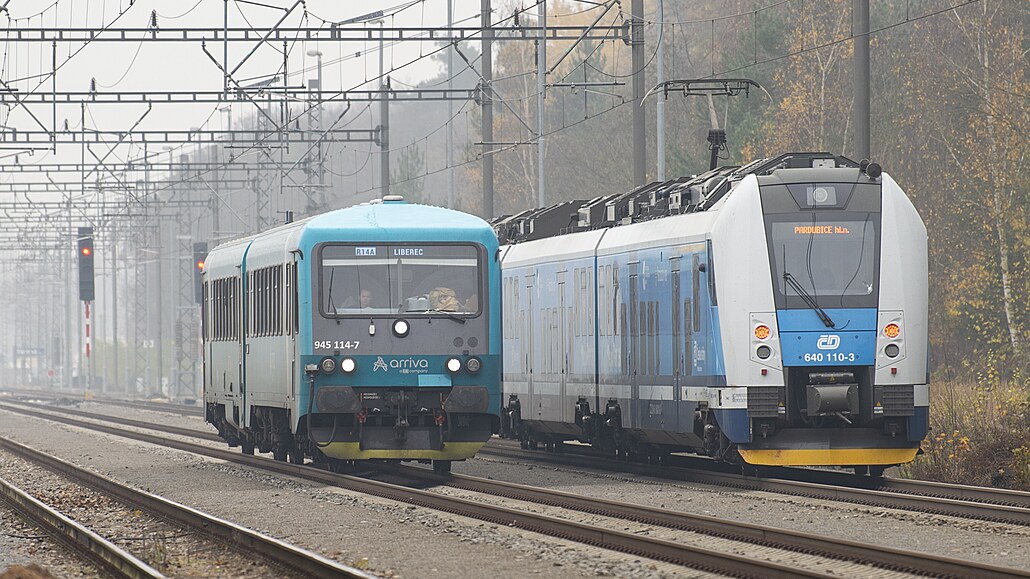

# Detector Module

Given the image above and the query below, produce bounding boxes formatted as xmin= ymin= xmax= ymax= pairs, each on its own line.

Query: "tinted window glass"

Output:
xmin=767 ymin=213 xmax=879 ymax=309
xmin=320 ymin=244 xmax=482 ymax=317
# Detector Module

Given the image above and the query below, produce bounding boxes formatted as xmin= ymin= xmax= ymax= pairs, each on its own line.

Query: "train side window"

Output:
xmin=246 ymin=272 xmax=252 ymax=337
xmin=691 ymin=255 xmax=701 ymax=331
xmin=291 ymin=266 xmax=299 ymax=335
xmin=207 ymin=281 xmax=214 ymax=341
xmin=706 ymin=241 xmax=718 ymax=307
xmin=269 ymin=267 xmax=275 ymax=336
xmin=552 ymin=307 xmax=559 ymax=373
xmin=277 ymin=265 xmax=283 ymax=336
xmin=255 ymin=269 xmax=262 ymax=337
xmin=260 ymin=267 xmax=267 ymax=337
xmin=222 ymin=279 xmax=227 ymax=342
xmin=285 ymin=264 xmax=292 ymax=336
xmin=639 ymin=303 xmax=647 ymax=375
xmin=271 ymin=266 xmax=277 ymax=336
xmin=619 ymin=303 xmax=628 ymax=374
xmin=223 ymin=279 xmax=228 ymax=341
xmin=251 ymin=270 xmax=258 ymax=338
xmin=515 ymin=277 xmax=520 ymax=340
xmin=649 ymin=301 xmax=657 ymax=375
xmin=259 ymin=268 xmax=265 ymax=337
xmin=215 ymin=279 xmax=221 ymax=341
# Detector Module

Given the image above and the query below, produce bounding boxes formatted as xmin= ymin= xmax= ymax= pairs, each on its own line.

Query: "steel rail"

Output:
xmin=0 ymin=436 xmax=374 ymax=579
xmin=479 ymin=442 xmax=1030 ymax=526
xmin=10 ymin=398 xmax=1026 ymax=575
xmin=379 ymin=465 xmax=1029 ymax=579
xmin=7 ymin=396 xmax=1030 ymax=522
xmin=877 ymin=477 xmax=1030 ymax=509
xmin=0 ymin=474 xmax=164 ymax=579
xmin=0 ymin=402 xmax=850 ymax=578
xmin=4 ymin=389 xmax=204 ymax=417
xmin=3 ymin=399 xmax=215 ymax=437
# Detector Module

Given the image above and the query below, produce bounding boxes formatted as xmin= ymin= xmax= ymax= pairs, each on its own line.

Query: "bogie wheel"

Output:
xmin=272 ymin=447 xmax=288 ymax=462
xmin=433 ymin=460 xmax=452 ymax=474
xmin=869 ymin=466 xmax=886 ymax=478
xmin=853 ymin=465 xmax=869 ymax=476
xmin=240 ymin=441 xmax=255 ymax=455
xmin=289 ymin=448 xmax=305 ymax=465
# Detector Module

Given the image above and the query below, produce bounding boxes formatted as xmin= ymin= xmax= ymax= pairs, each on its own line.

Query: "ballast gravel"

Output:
xmin=0 ymin=405 xmax=706 ymax=578
xmin=0 ymin=450 xmax=285 ymax=578
xmin=7 ymin=397 xmax=1030 ymax=575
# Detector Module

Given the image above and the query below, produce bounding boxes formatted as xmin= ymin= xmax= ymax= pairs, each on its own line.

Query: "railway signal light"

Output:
xmin=193 ymin=242 xmax=208 ymax=304
xmin=77 ymin=227 xmax=95 ymax=301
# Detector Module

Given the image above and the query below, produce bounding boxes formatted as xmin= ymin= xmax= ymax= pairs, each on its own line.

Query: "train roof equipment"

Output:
xmin=498 ymin=152 xmax=865 ymax=243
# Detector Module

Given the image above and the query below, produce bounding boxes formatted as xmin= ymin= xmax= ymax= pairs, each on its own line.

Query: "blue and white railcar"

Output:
xmin=498 ymin=153 xmax=928 ymax=472
xmin=203 ymin=196 xmax=502 ymax=472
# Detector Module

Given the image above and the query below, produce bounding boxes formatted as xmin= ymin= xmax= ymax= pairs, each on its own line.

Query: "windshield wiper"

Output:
xmin=326 ymin=268 xmax=337 ymax=313
xmin=426 ymin=308 xmax=467 ymax=324
xmin=784 ymin=271 xmax=835 ymax=328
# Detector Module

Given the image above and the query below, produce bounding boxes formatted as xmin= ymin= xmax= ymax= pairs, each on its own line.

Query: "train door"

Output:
xmin=557 ymin=270 xmax=568 ymax=423
xmin=671 ymin=257 xmax=682 ymax=397
xmin=628 ymin=261 xmax=640 ymax=429
xmin=524 ymin=273 xmax=535 ymax=417
xmin=691 ymin=253 xmax=707 ymax=375
xmin=224 ymin=272 xmax=242 ymax=428
xmin=288 ymin=259 xmax=298 ymax=401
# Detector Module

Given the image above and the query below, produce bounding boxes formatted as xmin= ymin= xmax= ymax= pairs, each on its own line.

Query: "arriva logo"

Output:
xmin=371 ymin=356 xmax=430 ymax=372
xmin=390 ymin=358 xmax=429 ymax=370
xmin=816 ymin=335 xmax=841 ymax=350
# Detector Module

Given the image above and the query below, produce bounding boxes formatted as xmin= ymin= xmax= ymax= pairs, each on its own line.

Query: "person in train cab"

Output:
xmin=359 ymin=288 xmax=374 ymax=308
xmin=464 ymin=293 xmax=478 ymax=312
xmin=429 ymin=287 xmax=461 ymax=311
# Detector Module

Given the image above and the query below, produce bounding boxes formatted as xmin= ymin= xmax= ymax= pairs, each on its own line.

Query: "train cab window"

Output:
xmin=766 ymin=213 xmax=880 ymax=309
xmin=319 ymin=244 xmax=483 ymax=318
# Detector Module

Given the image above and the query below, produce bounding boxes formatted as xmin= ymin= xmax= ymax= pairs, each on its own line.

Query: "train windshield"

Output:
xmin=767 ymin=213 xmax=880 ymax=309
xmin=319 ymin=243 xmax=482 ymax=317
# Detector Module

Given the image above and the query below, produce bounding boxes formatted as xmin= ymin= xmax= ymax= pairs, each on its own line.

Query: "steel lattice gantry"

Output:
xmin=0 ymin=24 xmax=624 ymax=43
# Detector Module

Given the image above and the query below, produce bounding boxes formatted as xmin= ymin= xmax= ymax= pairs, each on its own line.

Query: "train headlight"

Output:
xmin=756 ymin=345 xmax=772 ymax=360
xmin=754 ymin=325 xmax=770 ymax=340
xmin=884 ymin=344 xmax=900 ymax=358
xmin=319 ymin=357 xmax=336 ymax=374
xmin=446 ymin=358 xmax=462 ymax=373
xmin=393 ymin=319 xmax=410 ymax=338
xmin=466 ymin=357 xmax=482 ymax=374
xmin=340 ymin=358 xmax=357 ymax=373
xmin=884 ymin=323 xmax=901 ymax=339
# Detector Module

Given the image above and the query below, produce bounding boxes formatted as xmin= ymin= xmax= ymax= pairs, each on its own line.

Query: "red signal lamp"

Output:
xmin=196 ymin=260 xmax=205 ymax=270
xmin=81 ymin=247 xmax=92 ymax=256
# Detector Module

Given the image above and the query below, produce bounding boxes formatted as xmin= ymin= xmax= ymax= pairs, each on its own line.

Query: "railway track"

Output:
xmin=2 ymin=388 xmax=203 ymax=417
xmin=481 ymin=441 xmax=1030 ymax=524
xmin=7 ymin=396 xmax=1030 ymax=522
xmin=0 ymin=471 xmax=162 ymax=579
xmin=0 ymin=435 xmax=373 ymax=579
xmin=2 ymin=400 xmax=1028 ymax=578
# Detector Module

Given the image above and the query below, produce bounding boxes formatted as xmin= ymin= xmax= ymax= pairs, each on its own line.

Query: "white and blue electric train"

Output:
xmin=202 ymin=196 xmax=502 ymax=473
xmin=495 ymin=153 xmax=928 ymax=474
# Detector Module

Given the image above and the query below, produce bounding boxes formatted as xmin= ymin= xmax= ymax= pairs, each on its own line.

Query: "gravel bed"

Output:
xmin=0 ymin=450 xmax=284 ymax=578
xmin=30 ymin=399 xmax=1030 ymax=573
xmin=0 ymin=407 xmax=715 ymax=578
